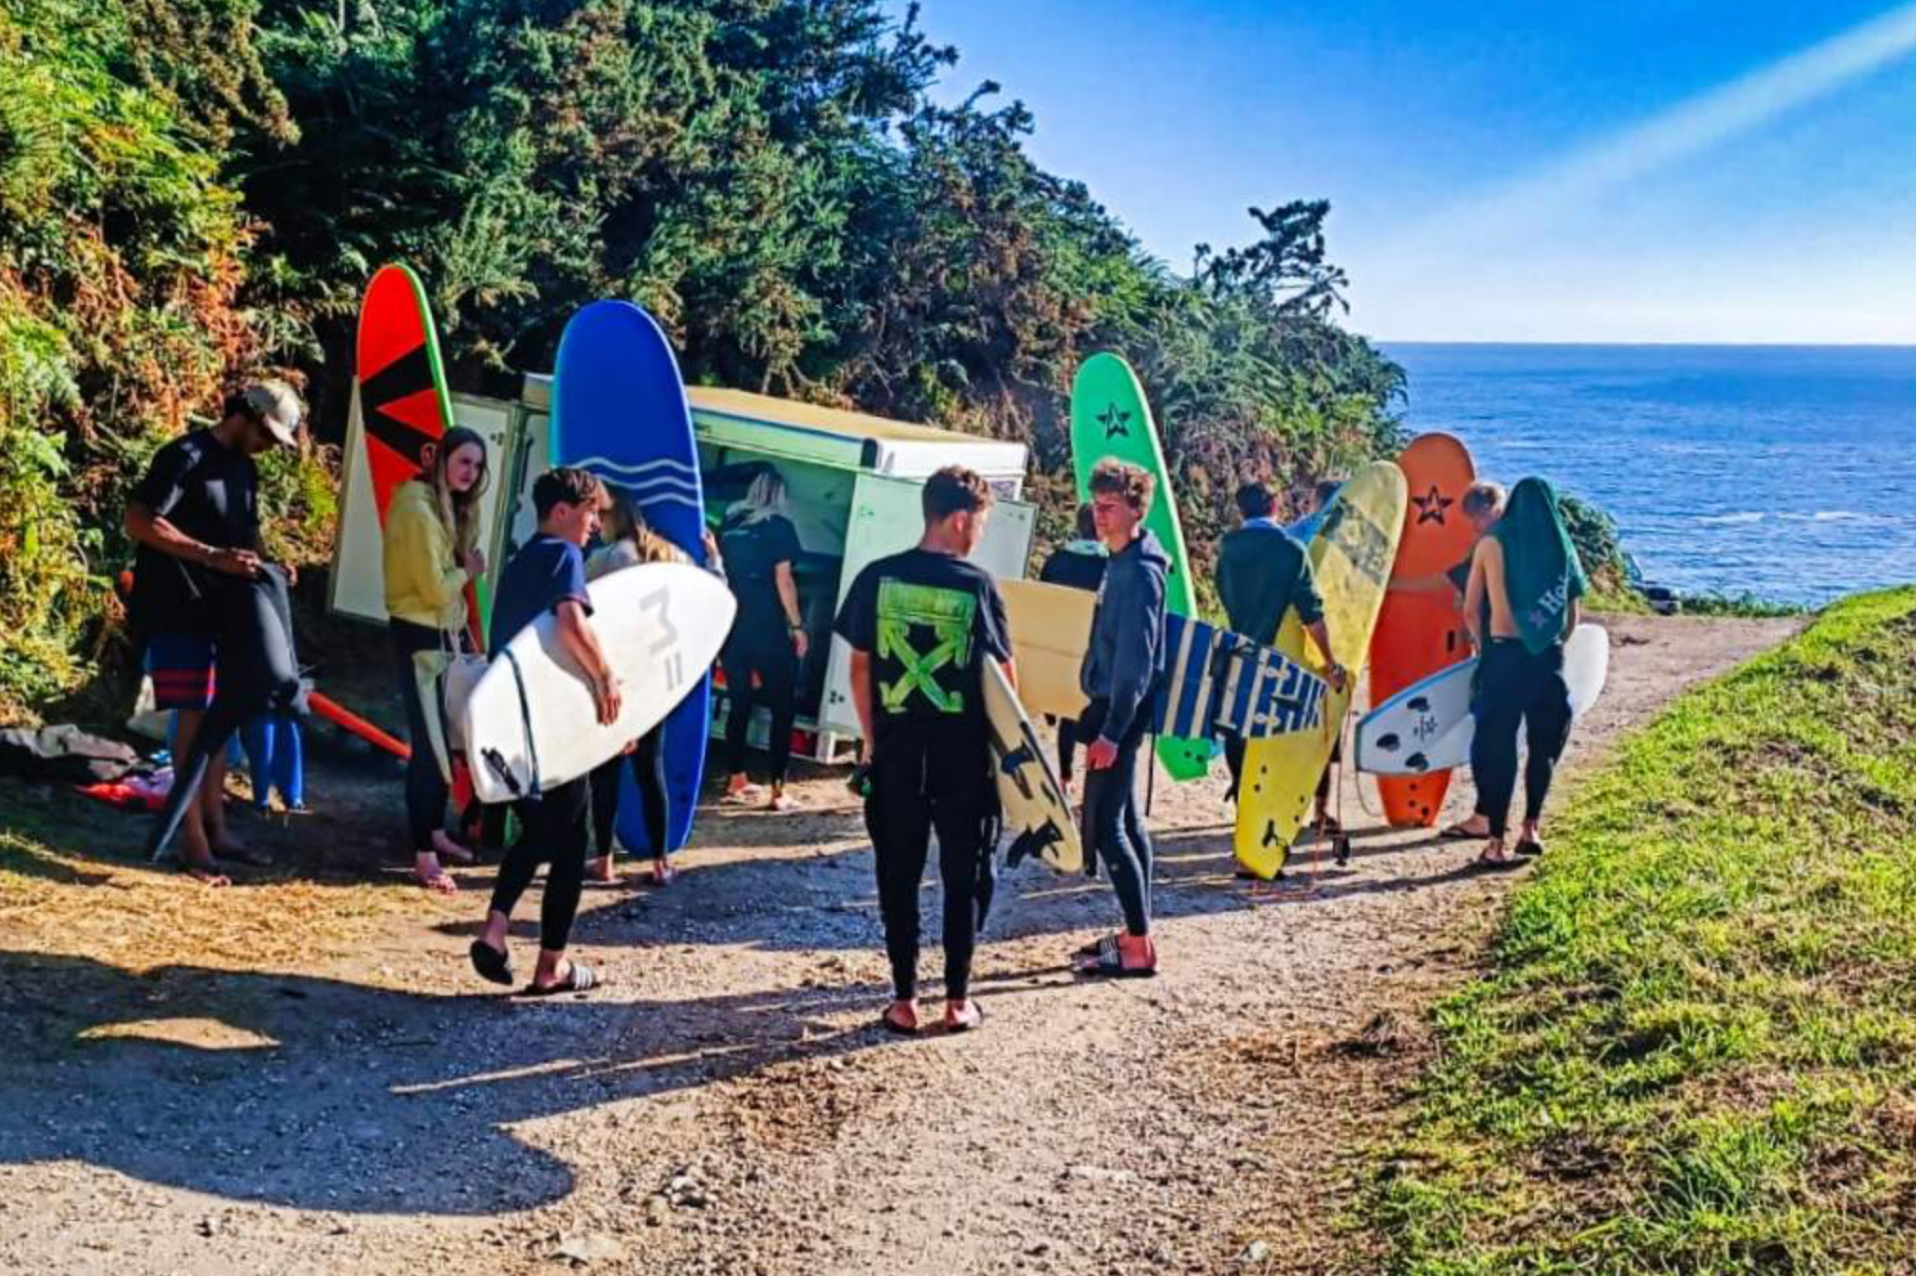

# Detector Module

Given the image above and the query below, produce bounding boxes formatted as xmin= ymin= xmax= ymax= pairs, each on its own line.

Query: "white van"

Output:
xmin=329 ymin=374 xmax=1037 ymax=760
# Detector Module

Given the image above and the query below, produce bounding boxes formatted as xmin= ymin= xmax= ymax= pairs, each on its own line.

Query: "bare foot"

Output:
xmin=1475 ymin=838 xmax=1521 ymax=868
xmin=651 ymin=856 xmax=674 ymax=887
xmin=414 ymin=852 xmax=458 ymax=893
xmin=585 ymin=855 xmax=617 ymax=884
xmin=180 ymin=855 xmax=231 ymax=887
xmin=880 ymin=999 xmax=920 ymax=1034
xmin=944 ymin=999 xmax=982 ymax=1032
xmin=430 ymin=829 xmax=476 ymax=864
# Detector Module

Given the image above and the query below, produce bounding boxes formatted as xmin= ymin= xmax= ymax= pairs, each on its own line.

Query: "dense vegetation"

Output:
xmin=1 ymin=0 xmax=1406 ymax=714
xmin=1361 ymin=589 xmax=1916 ymax=1273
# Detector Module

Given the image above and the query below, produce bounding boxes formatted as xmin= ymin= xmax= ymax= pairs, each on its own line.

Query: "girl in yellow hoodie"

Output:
xmin=383 ymin=426 xmax=490 ymax=892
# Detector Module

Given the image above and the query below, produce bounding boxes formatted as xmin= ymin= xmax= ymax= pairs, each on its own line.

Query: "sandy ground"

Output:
xmin=0 ymin=614 xmax=1800 ymax=1275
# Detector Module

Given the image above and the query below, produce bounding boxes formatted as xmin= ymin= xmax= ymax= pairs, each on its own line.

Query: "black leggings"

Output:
xmin=721 ymin=634 xmax=797 ymax=784
xmin=1469 ymin=639 xmax=1574 ymax=839
xmin=588 ymin=728 xmax=668 ymax=858
xmin=1079 ymin=700 xmax=1153 ymax=937
xmin=488 ymin=776 xmax=590 ymax=952
xmin=146 ymin=567 xmax=303 ymax=859
xmin=1056 ymin=717 xmax=1083 ymax=785
xmin=864 ymin=751 xmax=995 ymax=1001
xmin=389 ymin=618 xmax=458 ymax=854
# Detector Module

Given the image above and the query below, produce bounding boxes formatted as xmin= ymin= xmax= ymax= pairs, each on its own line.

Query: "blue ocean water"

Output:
xmin=1384 ymin=343 xmax=1916 ymax=607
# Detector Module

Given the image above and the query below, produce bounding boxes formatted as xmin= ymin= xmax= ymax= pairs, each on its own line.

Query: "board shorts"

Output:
xmin=146 ymin=632 xmax=217 ymax=711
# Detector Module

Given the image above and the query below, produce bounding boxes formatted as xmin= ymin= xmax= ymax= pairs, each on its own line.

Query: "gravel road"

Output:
xmin=0 ymin=614 xmax=1800 ymax=1275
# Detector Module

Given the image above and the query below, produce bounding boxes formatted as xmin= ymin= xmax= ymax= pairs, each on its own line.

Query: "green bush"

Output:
xmin=3 ymin=0 xmax=1404 ymax=715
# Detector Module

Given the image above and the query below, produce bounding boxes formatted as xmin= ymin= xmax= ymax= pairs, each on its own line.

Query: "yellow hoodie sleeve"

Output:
xmin=383 ymin=487 xmax=469 ymax=630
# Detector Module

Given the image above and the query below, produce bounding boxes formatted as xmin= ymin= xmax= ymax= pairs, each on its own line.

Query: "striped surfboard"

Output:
xmin=1153 ymin=614 xmax=1327 ymax=742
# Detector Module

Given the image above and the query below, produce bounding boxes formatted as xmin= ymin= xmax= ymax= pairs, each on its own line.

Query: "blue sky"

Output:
xmin=901 ymin=1 xmax=1916 ymax=343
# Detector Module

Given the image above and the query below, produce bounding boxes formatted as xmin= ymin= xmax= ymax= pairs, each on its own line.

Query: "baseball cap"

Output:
xmin=241 ymin=380 xmax=303 ymax=448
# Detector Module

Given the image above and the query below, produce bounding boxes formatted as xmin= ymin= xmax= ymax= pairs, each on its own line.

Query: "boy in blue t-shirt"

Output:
xmin=467 ymin=467 xmax=621 ymax=996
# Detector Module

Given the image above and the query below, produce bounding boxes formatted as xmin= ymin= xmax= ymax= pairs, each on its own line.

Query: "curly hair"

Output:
xmin=1088 ymin=458 xmax=1154 ymax=514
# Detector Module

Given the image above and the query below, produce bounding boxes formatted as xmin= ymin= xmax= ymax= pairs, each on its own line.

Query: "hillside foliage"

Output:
xmin=1 ymin=0 xmax=1405 ymax=713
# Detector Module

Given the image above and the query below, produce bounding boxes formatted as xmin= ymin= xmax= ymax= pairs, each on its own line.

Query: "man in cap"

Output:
xmin=127 ymin=381 xmax=306 ymax=883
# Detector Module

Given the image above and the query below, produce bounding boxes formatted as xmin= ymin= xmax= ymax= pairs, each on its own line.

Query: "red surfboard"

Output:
xmin=355 ymin=264 xmax=484 ymax=648
xmin=1370 ymin=433 xmax=1477 ymax=827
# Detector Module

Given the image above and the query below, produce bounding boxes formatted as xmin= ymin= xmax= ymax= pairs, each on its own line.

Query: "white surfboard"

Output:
xmin=983 ymin=659 xmax=1084 ymax=874
xmin=464 ymin=562 xmax=736 ymax=804
xmin=1355 ymin=624 xmax=1610 ymax=777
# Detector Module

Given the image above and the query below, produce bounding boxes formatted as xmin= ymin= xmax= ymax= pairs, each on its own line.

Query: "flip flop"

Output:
xmin=524 ymin=961 xmax=597 ymax=996
xmin=944 ymin=1002 xmax=983 ymax=1033
xmin=1473 ymin=853 xmax=1527 ymax=872
xmin=1440 ymin=822 xmax=1485 ymax=840
xmin=468 ymin=939 xmax=513 ymax=986
xmin=1074 ymin=933 xmax=1121 ymax=959
xmin=879 ymin=1007 xmax=920 ymax=1036
xmin=651 ymin=857 xmax=675 ymax=887
xmin=1515 ymin=839 xmax=1545 ymax=857
xmin=1074 ymin=935 xmax=1157 ymax=979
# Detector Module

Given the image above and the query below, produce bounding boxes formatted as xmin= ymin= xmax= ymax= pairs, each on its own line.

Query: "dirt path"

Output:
xmin=0 ymin=615 xmax=1798 ymax=1275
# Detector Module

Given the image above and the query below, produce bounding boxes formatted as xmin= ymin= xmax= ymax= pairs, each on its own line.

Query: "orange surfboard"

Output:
xmin=356 ymin=263 xmax=485 ymax=648
xmin=1370 ymin=433 xmax=1477 ymax=826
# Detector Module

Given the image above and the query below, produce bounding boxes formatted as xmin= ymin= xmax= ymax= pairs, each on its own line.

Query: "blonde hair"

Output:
xmin=1462 ymin=481 xmax=1507 ymax=520
xmin=428 ymin=427 xmax=490 ymax=560
xmin=733 ymin=469 xmax=790 ymax=526
xmin=604 ymin=495 xmax=686 ymax=566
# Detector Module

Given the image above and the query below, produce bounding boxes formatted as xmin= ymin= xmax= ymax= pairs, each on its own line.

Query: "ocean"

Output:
xmin=1385 ymin=343 xmax=1916 ymax=608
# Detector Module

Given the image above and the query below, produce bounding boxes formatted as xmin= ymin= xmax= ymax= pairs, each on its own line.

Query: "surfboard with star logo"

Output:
xmin=1368 ymin=432 xmax=1477 ymax=826
xmin=355 ymin=263 xmax=484 ymax=646
xmin=1069 ymin=352 xmax=1208 ymax=782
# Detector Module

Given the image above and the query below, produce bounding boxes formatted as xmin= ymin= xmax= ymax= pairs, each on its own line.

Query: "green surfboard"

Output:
xmin=1070 ymin=352 xmax=1208 ymax=782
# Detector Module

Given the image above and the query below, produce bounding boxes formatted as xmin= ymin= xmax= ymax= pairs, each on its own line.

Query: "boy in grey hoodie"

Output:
xmin=1075 ymin=460 xmax=1168 ymax=978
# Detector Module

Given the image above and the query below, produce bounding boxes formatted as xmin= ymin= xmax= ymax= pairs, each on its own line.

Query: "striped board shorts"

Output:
xmin=146 ymin=632 xmax=217 ymax=711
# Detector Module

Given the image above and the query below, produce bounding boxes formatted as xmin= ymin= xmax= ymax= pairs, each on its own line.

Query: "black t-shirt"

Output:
xmin=489 ymin=534 xmax=591 ymax=658
xmin=833 ymin=549 xmax=1010 ymax=759
xmin=720 ymin=513 xmax=802 ymax=626
xmin=127 ymin=431 xmax=261 ymax=636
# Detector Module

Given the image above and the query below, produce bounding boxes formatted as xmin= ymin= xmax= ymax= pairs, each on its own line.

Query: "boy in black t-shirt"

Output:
xmin=467 ymin=468 xmax=621 ymax=997
xmin=833 ymin=466 xmax=1012 ymax=1035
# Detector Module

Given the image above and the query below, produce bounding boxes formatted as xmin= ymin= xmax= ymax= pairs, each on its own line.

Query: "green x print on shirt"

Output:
xmin=875 ymin=579 xmax=977 ymax=715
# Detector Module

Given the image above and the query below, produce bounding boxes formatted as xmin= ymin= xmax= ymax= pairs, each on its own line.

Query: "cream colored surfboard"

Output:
xmin=1234 ymin=462 xmax=1408 ymax=878
xmin=999 ymin=578 xmax=1096 ymax=720
xmin=983 ymin=660 xmax=1084 ymax=874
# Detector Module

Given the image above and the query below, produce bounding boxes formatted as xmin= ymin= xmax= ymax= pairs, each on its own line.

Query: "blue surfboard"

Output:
xmin=552 ymin=300 xmax=711 ymax=853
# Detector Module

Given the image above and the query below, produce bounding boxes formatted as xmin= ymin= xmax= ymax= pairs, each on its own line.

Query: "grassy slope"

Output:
xmin=1363 ymin=589 xmax=1916 ymax=1275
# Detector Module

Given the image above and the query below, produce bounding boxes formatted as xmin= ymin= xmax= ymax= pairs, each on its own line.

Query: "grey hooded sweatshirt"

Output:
xmin=1079 ymin=530 xmax=1169 ymax=745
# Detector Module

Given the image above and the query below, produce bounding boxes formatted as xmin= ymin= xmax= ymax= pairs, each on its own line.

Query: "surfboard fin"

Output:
xmin=1005 ymin=820 xmax=1064 ymax=869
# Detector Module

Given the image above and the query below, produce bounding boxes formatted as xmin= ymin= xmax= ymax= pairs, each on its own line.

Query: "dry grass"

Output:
xmin=0 ymin=773 xmax=462 ymax=977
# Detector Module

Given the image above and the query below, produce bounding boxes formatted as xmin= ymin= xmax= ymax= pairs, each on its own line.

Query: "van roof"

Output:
xmin=686 ymin=386 xmax=980 ymax=446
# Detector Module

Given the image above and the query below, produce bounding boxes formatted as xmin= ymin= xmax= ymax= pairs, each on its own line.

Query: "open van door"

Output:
xmin=816 ymin=472 xmax=1036 ymax=745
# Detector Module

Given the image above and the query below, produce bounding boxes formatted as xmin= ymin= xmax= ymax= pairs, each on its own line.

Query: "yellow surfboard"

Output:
xmin=1235 ymin=461 xmax=1408 ymax=878
xmin=999 ymin=578 xmax=1097 ymax=720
